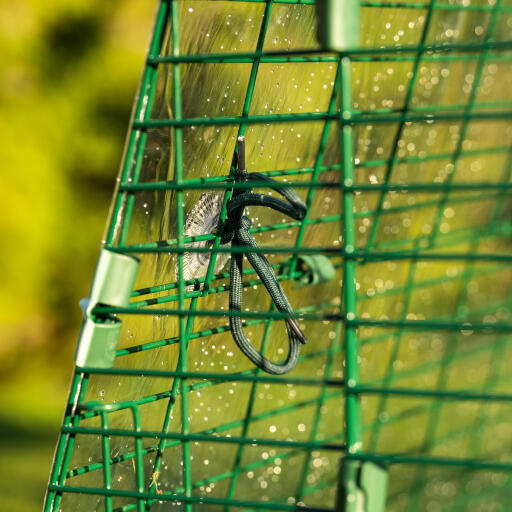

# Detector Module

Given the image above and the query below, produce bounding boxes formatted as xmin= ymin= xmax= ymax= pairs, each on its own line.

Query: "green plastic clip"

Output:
xmin=315 ymin=0 xmax=360 ymax=52
xmin=282 ymin=254 xmax=335 ymax=287
xmin=336 ymin=460 xmax=388 ymax=512
xmin=75 ymin=249 xmax=139 ymax=368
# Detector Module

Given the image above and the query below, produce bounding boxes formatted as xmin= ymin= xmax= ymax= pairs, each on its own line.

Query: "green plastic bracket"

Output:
xmin=283 ymin=254 xmax=335 ymax=287
xmin=360 ymin=461 xmax=388 ymax=512
xmin=315 ymin=0 xmax=360 ymax=52
xmin=336 ymin=460 xmax=388 ymax=512
xmin=75 ymin=248 xmax=139 ymax=368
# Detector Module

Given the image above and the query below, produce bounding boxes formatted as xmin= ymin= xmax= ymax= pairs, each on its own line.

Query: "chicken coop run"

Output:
xmin=44 ymin=1 xmax=512 ymax=511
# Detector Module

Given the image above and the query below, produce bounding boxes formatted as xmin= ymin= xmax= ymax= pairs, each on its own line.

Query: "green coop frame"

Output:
xmin=45 ymin=1 xmax=512 ymax=511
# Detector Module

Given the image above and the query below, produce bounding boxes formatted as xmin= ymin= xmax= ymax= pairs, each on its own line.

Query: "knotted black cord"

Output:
xmin=221 ymin=136 xmax=308 ymax=375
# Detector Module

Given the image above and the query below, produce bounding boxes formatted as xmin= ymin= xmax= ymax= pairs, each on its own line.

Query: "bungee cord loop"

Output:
xmin=222 ymin=136 xmax=308 ymax=375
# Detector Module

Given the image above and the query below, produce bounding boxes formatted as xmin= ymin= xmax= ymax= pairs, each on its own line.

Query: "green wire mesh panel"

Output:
xmin=44 ymin=1 xmax=512 ymax=511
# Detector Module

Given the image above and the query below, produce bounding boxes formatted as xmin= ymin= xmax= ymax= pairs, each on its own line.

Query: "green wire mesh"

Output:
xmin=45 ymin=1 xmax=512 ymax=511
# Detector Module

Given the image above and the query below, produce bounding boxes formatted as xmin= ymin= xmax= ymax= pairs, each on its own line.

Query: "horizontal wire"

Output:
xmin=120 ymin=180 xmax=512 ymax=192
xmin=47 ymin=484 xmax=334 ymax=511
xmin=147 ymin=40 xmax=512 ymax=64
xmin=91 ymin=305 xmax=512 ymax=332
xmin=361 ymin=298 xmax=512 ymax=349
xmin=349 ymin=385 xmax=512 ymax=402
xmin=196 ymin=0 xmax=512 ymax=12
xmin=147 ymin=51 xmax=512 ymax=65
xmin=77 ymin=368 xmax=345 ymax=387
xmin=132 ymin=109 xmax=512 ymax=129
xmin=106 ymin=244 xmax=512 ymax=263
xmin=131 ymin=101 xmax=512 ymax=133
xmin=129 ymin=265 xmax=315 ymax=306
xmin=346 ymin=452 xmax=512 ymax=471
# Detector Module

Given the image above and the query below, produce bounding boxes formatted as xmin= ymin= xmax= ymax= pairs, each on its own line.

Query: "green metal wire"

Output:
xmin=44 ymin=1 xmax=512 ymax=511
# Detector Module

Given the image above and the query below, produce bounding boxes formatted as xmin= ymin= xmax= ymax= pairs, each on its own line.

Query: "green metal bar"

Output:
xmin=131 ymin=406 xmax=145 ymax=512
xmin=139 ymin=0 xmax=512 ymax=11
xmin=147 ymin=51 xmax=512 ymax=65
xmin=47 ymin=484 xmax=335 ymax=512
xmin=363 ymin=326 xmax=512 ymax=388
xmin=117 ymin=265 xmax=508 ymax=360
xmin=148 ymin=40 xmax=512 ymax=64
xmin=350 ymin=386 xmax=512 ymax=402
xmin=346 ymin=453 xmax=512 ymax=472
xmin=45 ymin=4 xmax=173 ymax=512
xmin=65 ymin=346 xmax=512 ymax=501
xmin=407 ymin=243 xmax=482 ymax=511
xmin=118 ymin=139 xmax=511 ymax=190
xmin=120 ymin=179 xmax=512 ymax=193
xmin=105 ymin=244 xmax=512 ymax=262
xmin=101 ymin=411 xmax=113 ymax=512
xmin=51 ymin=373 xmax=91 ymax=512
xmin=339 ymin=56 xmax=364 ymax=512
xmin=77 ymin=367 xmax=346 ymax=386
xmin=90 ymin=304 xmax=512 ymax=332
xmin=118 ymin=298 xmax=338 ymax=357
xmin=168 ymin=2 xmax=193 ymax=511
xmin=132 ymin=108 xmax=512 ymax=129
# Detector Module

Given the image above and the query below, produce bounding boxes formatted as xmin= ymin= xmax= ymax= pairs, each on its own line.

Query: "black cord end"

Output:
xmin=286 ymin=318 xmax=308 ymax=345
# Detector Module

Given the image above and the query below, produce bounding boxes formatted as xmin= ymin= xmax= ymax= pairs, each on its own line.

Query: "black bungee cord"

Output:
xmin=221 ymin=136 xmax=308 ymax=375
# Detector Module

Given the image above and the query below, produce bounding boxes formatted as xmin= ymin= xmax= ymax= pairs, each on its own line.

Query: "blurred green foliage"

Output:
xmin=0 ymin=1 xmax=155 ymax=510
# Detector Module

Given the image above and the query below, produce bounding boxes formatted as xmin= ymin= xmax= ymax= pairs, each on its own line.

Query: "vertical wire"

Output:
xmin=339 ymin=52 xmax=363 ymax=468
xmin=169 ymin=0 xmax=193 ymax=508
xmin=101 ymin=411 xmax=113 ymax=512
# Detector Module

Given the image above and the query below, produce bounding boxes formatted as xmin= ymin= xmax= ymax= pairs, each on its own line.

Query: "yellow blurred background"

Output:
xmin=0 ymin=2 xmax=155 ymax=510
